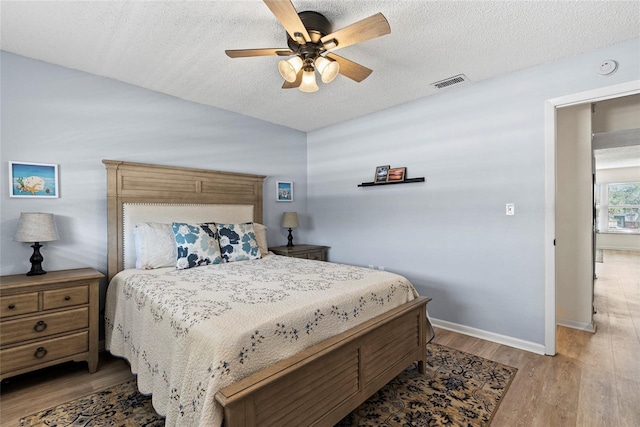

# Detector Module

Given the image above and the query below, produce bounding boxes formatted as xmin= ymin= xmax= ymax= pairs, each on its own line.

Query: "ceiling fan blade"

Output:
xmin=321 ymin=13 xmax=390 ymax=51
xmin=282 ymin=69 xmax=303 ymax=89
xmin=225 ymin=48 xmax=293 ymax=58
xmin=325 ymin=53 xmax=372 ymax=82
xmin=264 ymin=0 xmax=311 ymax=44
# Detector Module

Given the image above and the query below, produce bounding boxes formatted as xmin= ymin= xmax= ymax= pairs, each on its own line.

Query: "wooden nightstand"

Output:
xmin=269 ymin=244 xmax=330 ymax=261
xmin=0 ymin=268 xmax=103 ymax=380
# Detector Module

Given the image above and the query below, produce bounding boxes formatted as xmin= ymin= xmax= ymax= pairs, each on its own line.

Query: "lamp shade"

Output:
xmin=282 ymin=212 xmax=299 ymax=229
xmin=315 ymin=56 xmax=339 ymax=83
xmin=15 ymin=212 xmax=59 ymax=243
xmin=278 ymin=56 xmax=303 ymax=83
xmin=299 ymin=68 xmax=319 ymax=93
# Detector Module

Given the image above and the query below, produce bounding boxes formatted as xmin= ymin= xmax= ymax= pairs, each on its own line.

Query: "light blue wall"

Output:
xmin=306 ymin=38 xmax=640 ymax=346
xmin=0 ymin=52 xmax=307 ymax=285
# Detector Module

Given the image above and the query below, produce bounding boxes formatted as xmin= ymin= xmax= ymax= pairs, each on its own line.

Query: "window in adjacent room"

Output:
xmin=595 ymin=182 xmax=640 ymax=233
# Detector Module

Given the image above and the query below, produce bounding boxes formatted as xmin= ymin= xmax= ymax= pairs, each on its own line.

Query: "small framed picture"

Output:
xmin=9 ymin=161 xmax=59 ymax=198
xmin=277 ymin=181 xmax=293 ymax=202
xmin=374 ymin=165 xmax=390 ymax=183
xmin=387 ymin=167 xmax=406 ymax=182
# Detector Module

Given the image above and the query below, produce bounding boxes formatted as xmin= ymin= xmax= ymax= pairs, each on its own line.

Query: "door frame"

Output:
xmin=544 ymin=80 xmax=640 ymax=355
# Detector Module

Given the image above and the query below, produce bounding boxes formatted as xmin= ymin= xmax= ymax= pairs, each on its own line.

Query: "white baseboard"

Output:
xmin=430 ymin=318 xmax=546 ymax=355
xmin=556 ymin=317 xmax=596 ymax=333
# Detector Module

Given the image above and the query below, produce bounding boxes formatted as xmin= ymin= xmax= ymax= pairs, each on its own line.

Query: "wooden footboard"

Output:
xmin=215 ymin=296 xmax=431 ymax=427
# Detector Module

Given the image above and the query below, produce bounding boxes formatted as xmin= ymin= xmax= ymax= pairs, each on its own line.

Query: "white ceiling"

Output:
xmin=1 ymin=1 xmax=639 ymax=132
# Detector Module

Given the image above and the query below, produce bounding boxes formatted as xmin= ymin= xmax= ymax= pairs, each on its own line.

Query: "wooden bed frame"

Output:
xmin=103 ymin=160 xmax=431 ymax=426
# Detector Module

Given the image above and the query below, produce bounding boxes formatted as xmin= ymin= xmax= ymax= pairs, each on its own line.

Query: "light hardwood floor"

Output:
xmin=440 ymin=250 xmax=640 ymax=427
xmin=1 ymin=250 xmax=638 ymax=426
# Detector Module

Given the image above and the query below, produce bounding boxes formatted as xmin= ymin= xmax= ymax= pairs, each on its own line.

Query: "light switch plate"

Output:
xmin=506 ymin=203 xmax=515 ymax=216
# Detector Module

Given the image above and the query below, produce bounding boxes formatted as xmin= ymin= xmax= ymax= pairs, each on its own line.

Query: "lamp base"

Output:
xmin=26 ymin=269 xmax=46 ymax=276
xmin=26 ymin=242 xmax=47 ymax=276
xmin=286 ymin=228 xmax=295 ymax=247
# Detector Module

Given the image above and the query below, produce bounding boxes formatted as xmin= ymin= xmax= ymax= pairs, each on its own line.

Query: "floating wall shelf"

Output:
xmin=358 ymin=177 xmax=425 ymax=187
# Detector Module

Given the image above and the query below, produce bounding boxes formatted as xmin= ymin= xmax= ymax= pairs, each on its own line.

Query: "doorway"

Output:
xmin=544 ymin=80 xmax=640 ymax=355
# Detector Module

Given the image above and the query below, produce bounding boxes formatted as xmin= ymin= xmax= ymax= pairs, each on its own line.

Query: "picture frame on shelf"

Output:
xmin=9 ymin=161 xmax=59 ymax=198
xmin=387 ymin=167 xmax=406 ymax=182
xmin=374 ymin=165 xmax=390 ymax=183
xmin=277 ymin=181 xmax=293 ymax=202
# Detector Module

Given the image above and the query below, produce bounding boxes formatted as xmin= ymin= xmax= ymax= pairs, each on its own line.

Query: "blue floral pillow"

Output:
xmin=171 ymin=222 xmax=223 ymax=269
xmin=216 ymin=222 xmax=261 ymax=262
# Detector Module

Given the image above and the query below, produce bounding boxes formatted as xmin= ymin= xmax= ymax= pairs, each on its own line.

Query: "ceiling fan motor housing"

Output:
xmin=287 ymin=11 xmax=332 ymax=56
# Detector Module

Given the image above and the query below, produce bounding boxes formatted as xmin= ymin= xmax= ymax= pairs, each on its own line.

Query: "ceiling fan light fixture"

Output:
xmin=315 ymin=56 xmax=340 ymax=83
xmin=278 ymin=56 xmax=303 ymax=82
xmin=299 ymin=67 xmax=319 ymax=92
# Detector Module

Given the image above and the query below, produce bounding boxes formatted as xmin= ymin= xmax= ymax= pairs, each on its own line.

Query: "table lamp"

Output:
xmin=281 ymin=212 xmax=299 ymax=247
xmin=15 ymin=212 xmax=59 ymax=276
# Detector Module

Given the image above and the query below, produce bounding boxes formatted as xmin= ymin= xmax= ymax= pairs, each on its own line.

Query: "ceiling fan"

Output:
xmin=225 ymin=0 xmax=391 ymax=93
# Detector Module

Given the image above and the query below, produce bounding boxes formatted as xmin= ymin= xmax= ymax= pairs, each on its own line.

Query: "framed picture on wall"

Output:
xmin=9 ymin=161 xmax=59 ymax=198
xmin=374 ymin=165 xmax=390 ymax=183
xmin=277 ymin=181 xmax=293 ymax=202
xmin=387 ymin=167 xmax=406 ymax=182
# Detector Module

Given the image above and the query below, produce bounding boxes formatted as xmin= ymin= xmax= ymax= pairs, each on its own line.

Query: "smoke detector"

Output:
xmin=596 ymin=60 xmax=618 ymax=76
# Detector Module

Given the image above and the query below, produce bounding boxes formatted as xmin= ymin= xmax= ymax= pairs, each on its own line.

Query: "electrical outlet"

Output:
xmin=506 ymin=203 xmax=515 ymax=216
xmin=378 ymin=266 xmax=385 ymax=271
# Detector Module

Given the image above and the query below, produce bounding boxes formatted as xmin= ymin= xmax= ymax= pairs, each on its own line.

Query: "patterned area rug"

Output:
xmin=20 ymin=343 xmax=516 ymax=427
xmin=337 ymin=343 xmax=517 ymax=426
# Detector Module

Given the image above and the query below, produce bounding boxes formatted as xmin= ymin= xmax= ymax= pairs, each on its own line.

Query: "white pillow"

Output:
xmin=253 ymin=223 xmax=269 ymax=256
xmin=133 ymin=222 xmax=177 ymax=269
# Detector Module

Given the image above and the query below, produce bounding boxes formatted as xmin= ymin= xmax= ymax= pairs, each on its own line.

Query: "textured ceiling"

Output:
xmin=1 ymin=1 xmax=639 ymax=132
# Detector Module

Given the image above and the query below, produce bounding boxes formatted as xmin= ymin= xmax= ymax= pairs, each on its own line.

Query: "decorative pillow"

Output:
xmin=253 ymin=223 xmax=269 ymax=257
xmin=172 ymin=222 xmax=223 ymax=269
xmin=133 ymin=222 xmax=176 ymax=269
xmin=216 ymin=222 xmax=261 ymax=262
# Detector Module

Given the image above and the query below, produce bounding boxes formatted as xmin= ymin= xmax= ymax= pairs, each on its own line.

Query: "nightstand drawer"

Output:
xmin=1 ymin=307 xmax=89 ymax=345
xmin=0 ymin=331 xmax=88 ymax=375
xmin=269 ymin=245 xmax=330 ymax=262
xmin=42 ymin=285 xmax=88 ymax=310
xmin=0 ymin=292 xmax=39 ymax=319
xmin=306 ymin=250 xmax=326 ymax=261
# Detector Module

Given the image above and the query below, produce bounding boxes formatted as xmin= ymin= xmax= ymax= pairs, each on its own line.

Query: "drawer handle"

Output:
xmin=34 ymin=347 xmax=48 ymax=359
xmin=33 ymin=320 xmax=48 ymax=333
xmin=64 ymin=296 xmax=71 ymax=301
xmin=8 ymin=303 xmax=16 ymax=310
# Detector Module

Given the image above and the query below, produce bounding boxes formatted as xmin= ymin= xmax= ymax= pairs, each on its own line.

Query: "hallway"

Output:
xmin=560 ymin=249 xmax=640 ymax=424
xmin=549 ymin=249 xmax=639 ymax=425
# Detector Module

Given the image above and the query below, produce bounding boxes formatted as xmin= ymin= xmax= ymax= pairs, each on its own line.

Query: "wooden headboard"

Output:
xmin=103 ymin=160 xmax=266 ymax=281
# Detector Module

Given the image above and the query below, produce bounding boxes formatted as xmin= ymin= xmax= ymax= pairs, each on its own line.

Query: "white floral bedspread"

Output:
xmin=105 ymin=255 xmax=418 ymax=426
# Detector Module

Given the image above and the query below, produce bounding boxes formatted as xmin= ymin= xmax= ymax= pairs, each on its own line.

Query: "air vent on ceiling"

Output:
xmin=430 ymin=74 xmax=470 ymax=90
